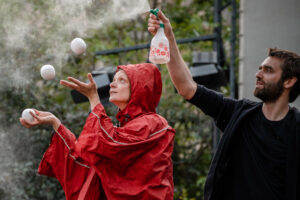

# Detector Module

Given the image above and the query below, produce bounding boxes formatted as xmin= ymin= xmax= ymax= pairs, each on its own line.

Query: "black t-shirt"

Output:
xmin=221 ymin=107 xmax=295 ymax=200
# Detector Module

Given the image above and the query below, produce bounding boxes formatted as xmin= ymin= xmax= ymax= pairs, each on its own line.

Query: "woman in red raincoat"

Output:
xmin=20 ymin=63 xmax=175 ymax=200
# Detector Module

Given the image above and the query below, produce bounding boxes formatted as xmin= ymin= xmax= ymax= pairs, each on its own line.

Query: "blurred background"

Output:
xmin=0 ymin=0 xmax=299 ymax=199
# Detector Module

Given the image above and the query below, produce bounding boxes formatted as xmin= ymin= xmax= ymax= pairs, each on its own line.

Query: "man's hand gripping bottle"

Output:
xmin=149 ymin=8 xmax=170 ymax=64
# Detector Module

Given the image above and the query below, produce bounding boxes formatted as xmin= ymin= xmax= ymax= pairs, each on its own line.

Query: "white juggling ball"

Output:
xmin=22 ymin=108 xmax=36 ymax=123
xmin=70 ymin=38 xmax=87 ymax=55
xmin=40 ymin=65 xmax=55 ymax=80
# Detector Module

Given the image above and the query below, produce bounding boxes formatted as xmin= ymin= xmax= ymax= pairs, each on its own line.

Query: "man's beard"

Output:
xmin=254 ymin=77 xmax=284 ymax=103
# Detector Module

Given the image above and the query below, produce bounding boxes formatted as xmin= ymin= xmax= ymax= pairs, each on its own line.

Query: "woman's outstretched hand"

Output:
xmin=19 ymin=109 xmax=61 ymax=131
xmin=60 ymin=73 xmax=98 ymax=100
xmin=60 ymin=73 xmax=100 ymax=110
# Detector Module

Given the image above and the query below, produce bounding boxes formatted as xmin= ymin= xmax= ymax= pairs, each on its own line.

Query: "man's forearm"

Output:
xmin=166 ymin=34 xmax=197 ymax=100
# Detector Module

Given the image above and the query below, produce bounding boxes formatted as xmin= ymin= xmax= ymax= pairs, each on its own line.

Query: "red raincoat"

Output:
xmin=38 ymin=63 xmax=175 ymax=199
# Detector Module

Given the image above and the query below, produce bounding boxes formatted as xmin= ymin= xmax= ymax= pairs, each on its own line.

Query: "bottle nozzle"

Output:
xmin=150 ymin=8 xmax=159 ymax=16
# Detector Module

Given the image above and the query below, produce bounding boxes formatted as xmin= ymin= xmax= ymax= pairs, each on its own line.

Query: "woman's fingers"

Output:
xmin=87 ymin=73 xmax=96 ymax=85
xmin=32 ymin=109 xmax=40 ymax=115
xmin=60 ymin=80 xmax=79 ymax=90
xmin=19 ymin=118 xmax=36 ymax=128
xmin=20 ymin=110 xmax=55 ymax=128
xmin=29 ymin=110 xmax=37 ymax=117
xmin=61 ymin=75 xmax=97 ymax=100
xmin=20 ymin=109 xmax=41 ymax=128
xmin=68 ymin=77 xmax=85 ymax=86
xmin=30 ymin=111 xmax=41 ymax=121
xmin=20 ymin=118 xmax=29 ymax=128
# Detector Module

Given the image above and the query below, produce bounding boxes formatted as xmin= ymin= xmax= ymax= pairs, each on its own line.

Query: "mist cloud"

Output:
xmin=0 ymin=0 xmax=150 ymax=91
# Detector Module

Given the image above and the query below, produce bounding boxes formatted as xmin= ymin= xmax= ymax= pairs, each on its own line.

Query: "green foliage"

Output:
xmin=160 ymin=67 xmax=213 ymax=199
xmin=0 ymin=0 xmax=238 ymax=199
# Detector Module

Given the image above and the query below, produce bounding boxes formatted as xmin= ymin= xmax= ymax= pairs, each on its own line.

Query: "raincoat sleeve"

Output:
xmin=38 ymin=125 xmax=98 ymax=200
xmin=74 ymin=103 xmax=173 ymax=165
xmin=38 ymin=125 xmax=90 ymax=176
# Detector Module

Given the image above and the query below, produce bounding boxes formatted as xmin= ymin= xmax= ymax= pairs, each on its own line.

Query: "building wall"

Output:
xmin=239 ymin=0 xmax=300 ymax=107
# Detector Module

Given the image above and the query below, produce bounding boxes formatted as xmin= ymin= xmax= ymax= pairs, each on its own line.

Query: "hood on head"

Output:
xmin=115 ymin=63 xmax=162 ymax=124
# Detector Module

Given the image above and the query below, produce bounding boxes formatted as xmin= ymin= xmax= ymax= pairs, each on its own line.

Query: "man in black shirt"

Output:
xmin=148 ymin=11 xmax=300 ymax=200
xmin=222 ymin=108 xmax=294 ymax=200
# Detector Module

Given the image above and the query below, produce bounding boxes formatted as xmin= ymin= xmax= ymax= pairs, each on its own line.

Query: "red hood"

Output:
xmin=115 ymin=63 xmax=162 ymax=125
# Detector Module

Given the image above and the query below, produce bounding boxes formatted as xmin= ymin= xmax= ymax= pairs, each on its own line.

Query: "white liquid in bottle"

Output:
xmin=149 ymin=22 xmax=170 ymax=64
xmin=149 ymin=9 xmax=170 ymax=65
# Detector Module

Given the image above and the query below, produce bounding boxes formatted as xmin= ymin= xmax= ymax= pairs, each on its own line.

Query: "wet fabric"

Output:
xmin=38 ymin=63 xmax=175 ymax=200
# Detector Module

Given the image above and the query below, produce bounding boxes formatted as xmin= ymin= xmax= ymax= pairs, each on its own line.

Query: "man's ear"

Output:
xmin=284 ymin=77 xmax=297 ymax=89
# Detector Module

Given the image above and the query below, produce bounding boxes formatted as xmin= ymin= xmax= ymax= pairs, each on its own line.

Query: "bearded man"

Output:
xmin=148 ymin=10 xmax=300 ymax=200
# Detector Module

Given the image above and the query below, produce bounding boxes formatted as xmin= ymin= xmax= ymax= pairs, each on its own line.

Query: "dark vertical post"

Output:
xmin=230 ymin=0 xmax=237 ymax=98
xmin=214 ymin=0 xmax=222 ymax=64
xmin=212 ymin=0 xmax=222 ymax=155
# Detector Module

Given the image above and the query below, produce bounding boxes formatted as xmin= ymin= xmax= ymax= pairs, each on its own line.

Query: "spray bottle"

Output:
xmin=149 ymin=8 xmax=170 ymax=64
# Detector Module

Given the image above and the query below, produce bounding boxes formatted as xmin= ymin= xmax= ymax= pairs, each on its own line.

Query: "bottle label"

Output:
xmin=150 ymin=42 xmax=170 ymax=59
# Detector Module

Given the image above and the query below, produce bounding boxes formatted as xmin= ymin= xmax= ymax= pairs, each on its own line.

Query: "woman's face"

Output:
xmin=109 ymin=70 xmax=131 ymax=110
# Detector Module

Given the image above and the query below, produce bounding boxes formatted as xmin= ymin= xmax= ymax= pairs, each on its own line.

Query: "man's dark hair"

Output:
xmin=268 ymin=48 xmax=300 ymax=102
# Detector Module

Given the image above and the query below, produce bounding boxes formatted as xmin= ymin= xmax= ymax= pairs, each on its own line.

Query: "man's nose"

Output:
xmin=256 ymin=70 xmax=262 ymax=79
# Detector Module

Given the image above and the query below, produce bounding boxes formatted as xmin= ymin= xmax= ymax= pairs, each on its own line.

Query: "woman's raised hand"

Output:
xmin=60 ymin=73 xmax=100 ymax=110
xmin=19 ymin=109 xmax=61 ymax=131
xmin=60 ymin=73 xmax=99 ymax=101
